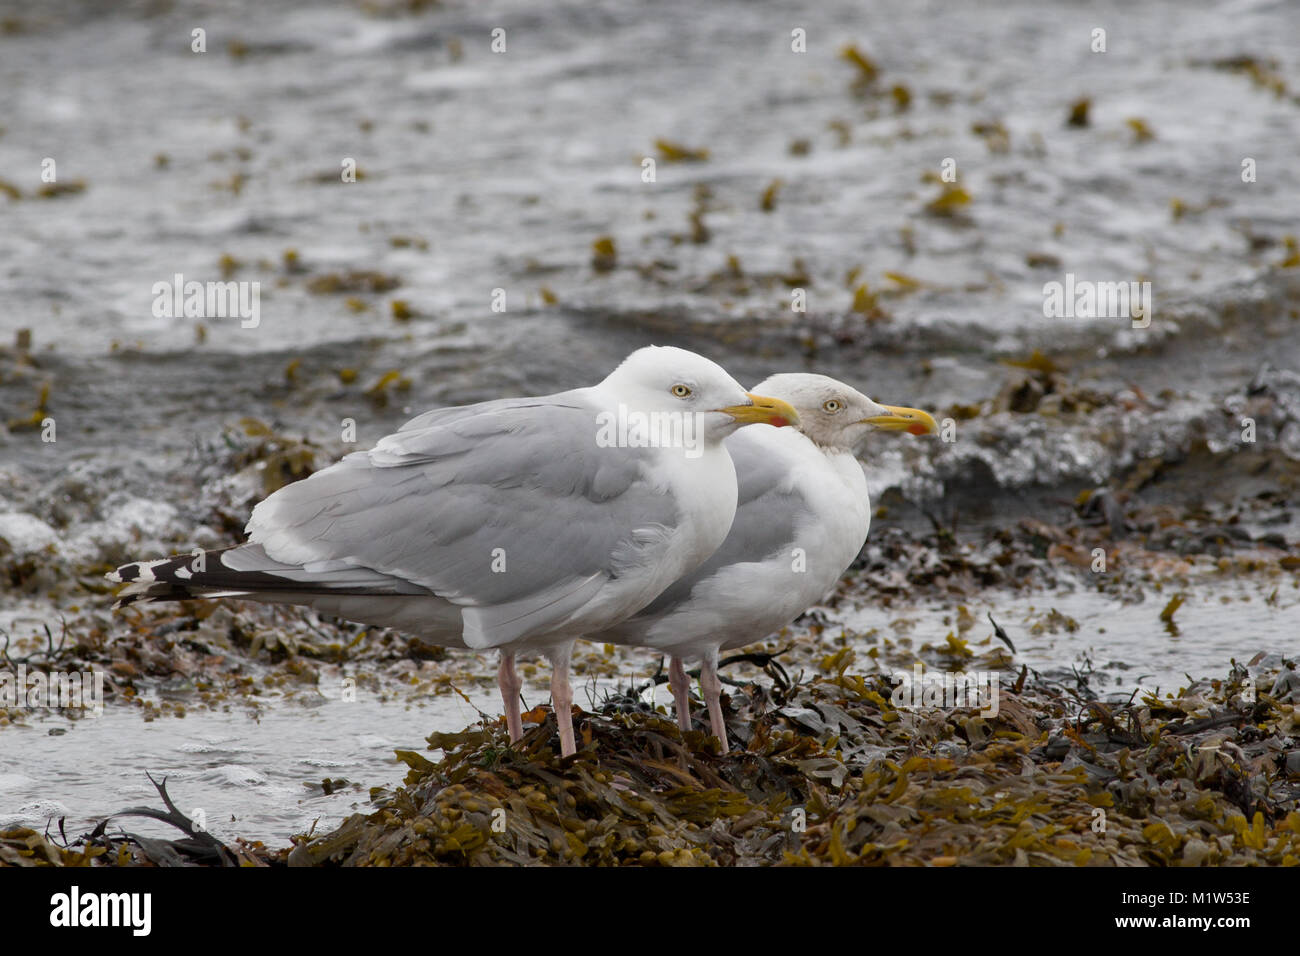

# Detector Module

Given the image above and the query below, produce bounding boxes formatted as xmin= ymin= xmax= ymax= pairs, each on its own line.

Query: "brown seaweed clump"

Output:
xmin=281 ymin=658 xmax=1298 ymax=867
xmin=5 ymin=655 xmax=1296 ymax=867
xmin=287 ymin=697 xmax=818 ymax=867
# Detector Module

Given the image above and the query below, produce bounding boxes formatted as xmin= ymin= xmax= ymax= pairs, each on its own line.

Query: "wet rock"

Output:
xmin=0 ymin=512 xmax=60 ymax=556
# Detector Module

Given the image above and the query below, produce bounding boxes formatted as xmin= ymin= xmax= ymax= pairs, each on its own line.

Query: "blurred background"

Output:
xmin=0 ymin=0 xmax=1297 ymax=842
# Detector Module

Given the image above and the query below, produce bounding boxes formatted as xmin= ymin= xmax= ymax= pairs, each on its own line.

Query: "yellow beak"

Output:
xmin=861 ymin=404 xmax=938 ymax=435
xmin=717 ymin=392 xmax=800 ymax=428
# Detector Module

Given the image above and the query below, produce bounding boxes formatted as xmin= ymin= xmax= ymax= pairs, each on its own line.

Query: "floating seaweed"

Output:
xmin=1067 ymin=98 xmax=1091 ymax=128
xmin=923 ymin=182 xmax=973 ymax=220
xmin=591 ymin=236 xmax=617 ymax=272
xmin=6 ymin=382 xmax=49 ymax=431
xmin=35 ymin=180 xmax=87 ymax=199
xmin=971 ymin=120 xmax=1010 ymax=153
xmin=760 ymin=179 xmax=782 ymax=212
xmin=1127 ymin=117 xmax=1155 ymax=143
xmin=365 ymin=369 xmax=413 ymax=408
xmin=1279 ymin=236 xmax=1300 ymax=268
xmin=839 ymin=45 xmax=879 ymax=86
xmin=851 ymin=284 xmax=889 ymax=323
xmin=654 ymin=139 xmax=709 ymax=163
xmin=1200 ymin=55 xmax=1289 ymax=99
xmin=1025 ymin=252 xmax=1062 ymax=269
xmin=306 ymin=271 xmax=401 ymax=295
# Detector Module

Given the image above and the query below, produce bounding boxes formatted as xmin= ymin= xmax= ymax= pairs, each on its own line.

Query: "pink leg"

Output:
xmin=669 ymin=656 xmax=692 ymax=731
xmin=546 ymin=643 xmax=577 ymax=757
xmin=700 ymin=649 xmax=728 ymax=753
xmin=498 ymin=652 xmax=523 ymax=743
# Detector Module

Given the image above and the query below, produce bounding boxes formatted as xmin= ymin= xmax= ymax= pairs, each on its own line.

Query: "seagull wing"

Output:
xmin=243 ymin=393 xmax=680 ymax=647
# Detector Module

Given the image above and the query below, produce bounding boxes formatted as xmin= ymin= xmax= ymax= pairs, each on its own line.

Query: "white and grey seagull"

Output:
xmin=593 ymin=372 xmax=936 ymax=751
xmin=108 ymin=346 xmax=799 ymax=757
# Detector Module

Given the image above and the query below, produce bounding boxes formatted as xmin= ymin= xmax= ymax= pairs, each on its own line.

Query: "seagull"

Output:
xmin=593 ymin=373 xmax=936 ymax=751
xmin=107 ymin=346 xmax=799 ymax=757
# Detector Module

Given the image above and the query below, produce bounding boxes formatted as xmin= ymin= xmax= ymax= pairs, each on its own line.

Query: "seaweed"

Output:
xmin=1200 ymin=55 xmax=1289 ymax=99
xmin=971 ymin=120 xmax=1009 ymax=153
xmin=1280 ymin=236 xmax=1300 ymax=268
xmin=0 ymin=775 xmax=269 ymax=867
xmin=760 ymin=179 xmax=782 ymax=212
xmin=591 ymin=236 xmax=617 ymax=272
xmin=35 ymin=180 xmax=87 ymax=199
xmin=839 ymin=45 xmax=879 ymax=86
xmin=272 ymin=654 xmax=1299 ymax=867
xmin=1067 ymin=98 xmax=1091 ymax=128
xmin=306 ymin=271 xmax=401 ymax=295
xmin=924 ymin=183 xmax=972 ymax=219
xmin=231 ymin=417 xmax=319 ymax=494
xmin=654 ymin=139 xmax=709 ymax=163
xmin=365 ymin=369 xmax=413 ymax=407
xmin=6 ymin=382 xmax=50 ymax=431
xmin=851 ymin=284 xmax=889 ymax=323
xmin=1127 ymin=117 xmax=1155 ymax=143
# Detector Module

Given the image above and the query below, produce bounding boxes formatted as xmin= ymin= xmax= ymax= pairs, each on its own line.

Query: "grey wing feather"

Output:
xmin=630 ymin=427 xmax=804 ymax=618
xmin=245 ymin=392 xmax=680 ymax=647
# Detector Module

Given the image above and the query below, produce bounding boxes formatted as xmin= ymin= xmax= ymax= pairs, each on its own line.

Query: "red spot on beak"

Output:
xmin=907 ymin=422 xmax=929 ymax=435
xmin=770 ymin=416 xmax=791 ymax=428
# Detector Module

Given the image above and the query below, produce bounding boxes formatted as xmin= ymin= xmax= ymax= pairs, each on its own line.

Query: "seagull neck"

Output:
xmin=812 ymin=439 xmax=853 ymax=454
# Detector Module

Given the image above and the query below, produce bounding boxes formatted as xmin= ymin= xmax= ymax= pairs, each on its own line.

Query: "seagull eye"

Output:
xmin=671 ymin=384 xmax=692 ymax=398
xmin=823 ymin=399 xmax=843 ymax=413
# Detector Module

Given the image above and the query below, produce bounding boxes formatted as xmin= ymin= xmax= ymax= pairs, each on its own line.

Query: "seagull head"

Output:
xmin=600 ymin=346 xmax=799 ymax=445
xmin=750 ymin=373 xmax=937 ymax=451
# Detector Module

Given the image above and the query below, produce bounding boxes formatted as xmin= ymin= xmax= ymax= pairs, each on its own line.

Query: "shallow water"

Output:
xmin=0 ymin=666 xmax=689 ymax=845
xmin=1 ymin=695 xmax=483 ymax=845
xmin=3 ymin=576 xmax=1291 ymax=846
xmin=841 ymin=577 xmax=1297 ymax=697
